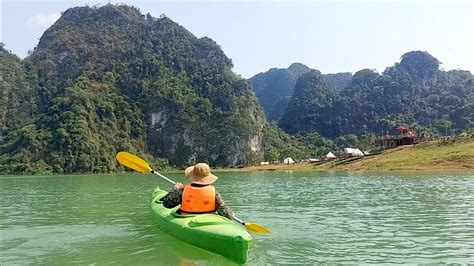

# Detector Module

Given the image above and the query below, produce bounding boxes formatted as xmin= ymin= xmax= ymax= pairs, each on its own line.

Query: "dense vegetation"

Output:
xmin=0 ymin=5 xmax=310 ymax=174
xmin=280 ymin=70 xmax=337 ymax=135
xmin=250 ymin=64 xmax=352 ymax=121
xmin=250 ymin=63 xmax=311 ymax=121
xmin=323 ymin=72 xmax=352 ymax=92
xmin=255 ymin=51 xmax=473 ymax=139
xmin=325 ymin=52 xmax=474 ymax=137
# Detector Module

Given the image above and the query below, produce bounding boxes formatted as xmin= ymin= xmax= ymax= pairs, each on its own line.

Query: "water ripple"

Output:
xmin=1 ymin=172 xmax=473 ymax=264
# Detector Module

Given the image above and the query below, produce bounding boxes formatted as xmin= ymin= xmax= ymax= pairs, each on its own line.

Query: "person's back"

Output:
xmin=162 ymin=163 xmax=234 ymax=219
xmin=181 ymin=183 xmax=216 ymax=213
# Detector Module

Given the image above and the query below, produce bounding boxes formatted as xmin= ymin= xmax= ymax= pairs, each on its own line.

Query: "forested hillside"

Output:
xmin=250 ymin=63 xmax=311 ymax=121
xmin=250 ymin=64 xmax=353 ymax=121
xmin=0 ymin=5 xmax=306 ymax=174
xmin=323 ymin=72 xmax=352 ymax=91
xmin=255 ymin=52 xmax=473 ymax=138
xmin=279 ymin=70 xmax=338 ymax=136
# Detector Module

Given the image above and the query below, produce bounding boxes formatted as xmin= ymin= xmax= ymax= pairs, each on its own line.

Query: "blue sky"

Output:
xmin=1 ymin=0 xmax=473 ymax=78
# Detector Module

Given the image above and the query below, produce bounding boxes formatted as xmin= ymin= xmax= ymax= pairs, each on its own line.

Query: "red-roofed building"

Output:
xmin=377 ymin=126 xmax=423 ymax=149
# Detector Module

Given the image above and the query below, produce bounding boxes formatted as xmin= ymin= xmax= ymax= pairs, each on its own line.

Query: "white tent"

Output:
xmin=325 ymin=152 xmax=336 ymax=159
xmin=344 ymin=148 xmax=356 ymax=154
xmin=283 ymin=157 xmax=295 ymax=164
xmin=344 ymin=147 xmax=364 ymax=157
xmin=260 ymin=161 xmax=269 ymax=165
xmin=353 ymin=148 xmax=364 ymax=157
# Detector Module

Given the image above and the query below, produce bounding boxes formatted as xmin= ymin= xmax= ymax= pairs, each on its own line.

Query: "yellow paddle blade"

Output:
xmin=116 ymin=151 xmax=152 ymax=173
xmin=245 ymin=223 xmax=271 ymax=234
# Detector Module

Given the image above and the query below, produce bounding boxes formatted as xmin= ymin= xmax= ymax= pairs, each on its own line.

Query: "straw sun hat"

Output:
xmin=184 ymin=163 xmax=218 ymax=185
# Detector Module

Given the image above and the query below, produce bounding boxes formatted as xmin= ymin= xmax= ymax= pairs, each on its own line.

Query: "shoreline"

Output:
xmin=1 ymin=136 xmax=472 ymax=176
xmin=214 ymin=136 xmax=474 ymax=173
xmin=1 ymin=165 xmax=471 ymax=177
xmin=209 ymin=163 xmax=474 ymax=174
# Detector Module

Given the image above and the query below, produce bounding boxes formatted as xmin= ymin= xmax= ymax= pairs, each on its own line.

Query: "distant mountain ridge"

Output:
xmin=250 ymin=64 xmax=352 ymax=121
xmin=277 ymin=51 xmax=473 ymax=138
xmin=323 ymin=72 xmax=353 ymax=91
xmin=279 ymin=69 xmax=338 ymax=137
xmin=250 ymin=63 xmax=311 ymax=121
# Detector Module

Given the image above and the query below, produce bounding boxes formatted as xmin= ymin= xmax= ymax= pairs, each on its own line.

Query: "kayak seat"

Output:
xmin=153 ymin=190 xmax=168 ymax=203
xmin=154 ymin=196 xmax=164 ymax=203
xmin=171 ymin=208 xmax=197 ymax=218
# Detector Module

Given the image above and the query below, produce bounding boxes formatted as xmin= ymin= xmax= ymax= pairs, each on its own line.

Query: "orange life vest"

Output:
xmin=180 ymin=184 xmax=216 ymax=213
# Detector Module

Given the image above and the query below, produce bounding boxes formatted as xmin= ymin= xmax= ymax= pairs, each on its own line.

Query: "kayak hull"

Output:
xmin=150 ymin=187 xmax=252 ymax=263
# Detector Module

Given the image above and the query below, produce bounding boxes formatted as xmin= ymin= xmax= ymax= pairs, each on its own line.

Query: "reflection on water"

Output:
xmin=1 ymin=172 xmax=473 ymax=264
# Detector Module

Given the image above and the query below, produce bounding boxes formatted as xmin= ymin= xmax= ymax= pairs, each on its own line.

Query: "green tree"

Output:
xmin=440 ymin=120 xmax=453 ymax=136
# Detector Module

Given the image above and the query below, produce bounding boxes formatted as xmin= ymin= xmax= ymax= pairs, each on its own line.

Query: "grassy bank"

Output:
xmin=344 ymin=135 xmax=473 ymax=171
xmin=228 ymin=135 xmax=474 ymax=172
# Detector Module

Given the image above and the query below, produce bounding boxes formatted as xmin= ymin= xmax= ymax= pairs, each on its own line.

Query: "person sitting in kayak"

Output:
xmin=162 ymin=163 xmax=235 ymax=220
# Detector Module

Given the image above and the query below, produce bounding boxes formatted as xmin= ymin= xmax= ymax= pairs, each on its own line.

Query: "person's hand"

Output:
xmin=174 ymin=182 xmax=184 ymax=190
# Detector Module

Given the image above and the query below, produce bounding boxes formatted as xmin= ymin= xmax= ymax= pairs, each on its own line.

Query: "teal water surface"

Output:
xmin=1 ymin=171 xmax=473 ymax=264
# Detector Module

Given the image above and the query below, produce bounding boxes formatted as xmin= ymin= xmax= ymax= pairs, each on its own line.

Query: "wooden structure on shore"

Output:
xmin=377 ymin=126 xmax=424 ymax=149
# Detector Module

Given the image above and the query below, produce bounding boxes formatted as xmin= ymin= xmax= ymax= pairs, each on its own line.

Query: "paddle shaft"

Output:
xmin=152 ymin=170 xmax=176 ymax=185
xmin=233 ymin=217 xmax=246 ymax=225
xmin=151 ymin=170 xmax=249 ymax=226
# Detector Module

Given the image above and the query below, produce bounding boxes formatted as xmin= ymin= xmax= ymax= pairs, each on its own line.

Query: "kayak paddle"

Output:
xmin=116 ymin=151 xmax=271 ymax=234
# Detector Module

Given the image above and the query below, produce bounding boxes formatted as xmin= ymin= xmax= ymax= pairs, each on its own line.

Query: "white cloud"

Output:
xmin=27 ymin=12 xmax=61 ymax=28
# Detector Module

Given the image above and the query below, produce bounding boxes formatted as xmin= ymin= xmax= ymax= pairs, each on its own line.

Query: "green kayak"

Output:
xmin=150 ymin=187 xmax=252 ymax=263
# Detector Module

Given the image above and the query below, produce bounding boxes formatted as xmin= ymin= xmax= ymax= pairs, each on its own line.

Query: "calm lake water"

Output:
xmin=1 ymin=171 xmax=473 ymax=264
